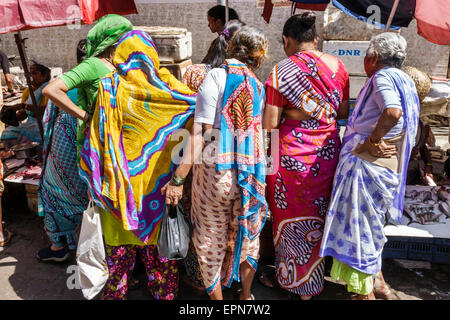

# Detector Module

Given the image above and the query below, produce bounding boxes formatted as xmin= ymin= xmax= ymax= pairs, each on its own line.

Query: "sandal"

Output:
xmin=373 ymin=275 xmax=393 ymax=300
xmin=257 ymin=272 xmax=277 ymax=289
xmin=373 ymin=284 xmax=393 ymax=300
xmin=0 ymin=229 xmax=14 ymax=247
xmin=234 ymin=289 xmax=255 ymax=300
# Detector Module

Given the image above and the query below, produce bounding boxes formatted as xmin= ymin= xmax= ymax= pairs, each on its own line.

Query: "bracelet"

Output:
xmin=368 ymin=136 xmax=382 ymax=147
xmin=170 ymin=173 xmax=186 ymax=186
xmin=83 ymin=112 xmax=92 ymax=125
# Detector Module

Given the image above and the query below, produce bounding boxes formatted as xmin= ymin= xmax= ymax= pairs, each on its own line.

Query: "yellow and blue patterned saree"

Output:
xmin=79 ymin=30 xmax=196 ymax=244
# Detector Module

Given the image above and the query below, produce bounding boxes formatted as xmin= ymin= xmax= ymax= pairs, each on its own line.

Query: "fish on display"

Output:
xmin=404 ymin=205 xmax=443 ymax=225
xmin=415 ymin=211 xmax=443 ymax=225
xmin=438 ymin=201 xmax=450 ymax=218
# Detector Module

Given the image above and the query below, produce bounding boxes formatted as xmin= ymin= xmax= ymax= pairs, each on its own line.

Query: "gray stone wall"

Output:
xmin=0 ymin=1 xmax=447 ymax=83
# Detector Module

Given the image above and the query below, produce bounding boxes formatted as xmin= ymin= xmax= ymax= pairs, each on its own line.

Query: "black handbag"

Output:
xmin=157 ymin=199 xmax=192 ymax=260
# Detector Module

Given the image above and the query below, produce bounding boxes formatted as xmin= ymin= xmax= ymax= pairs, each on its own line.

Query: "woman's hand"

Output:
xmin=87 ymin=189 xmax=94 ymax=202
xmin=42 ymin=79 xmax=87 ymax=121
xmin=354 ymin=138 xmax=397 ymax=158
xmin=161 ymin=182 xmax=183 ymax=206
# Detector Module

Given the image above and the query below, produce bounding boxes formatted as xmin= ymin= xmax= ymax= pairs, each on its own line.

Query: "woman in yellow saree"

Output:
xmin=79 ymin=30 xmax=196 ymax=300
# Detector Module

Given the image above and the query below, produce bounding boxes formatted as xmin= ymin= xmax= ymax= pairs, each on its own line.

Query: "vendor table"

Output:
xmin=3 ymin=159 xmax=40 ymax=213
xmin=383 ymin=185 xmax=450 ymax=264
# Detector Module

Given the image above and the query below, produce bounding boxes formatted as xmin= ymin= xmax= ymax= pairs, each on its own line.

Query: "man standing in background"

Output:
xmin=0 ymin=38 xmax=15 ymax=100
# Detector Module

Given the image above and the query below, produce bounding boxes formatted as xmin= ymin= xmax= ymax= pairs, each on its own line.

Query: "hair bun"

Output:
xmin=300 ymin=11 xmax=316 ymax=28
xmin=394 ymin=50 xmax=406 ymax=60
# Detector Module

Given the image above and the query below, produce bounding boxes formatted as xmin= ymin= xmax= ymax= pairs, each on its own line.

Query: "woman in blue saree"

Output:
xmin=319 ymin=33 xmax=420 ymax=300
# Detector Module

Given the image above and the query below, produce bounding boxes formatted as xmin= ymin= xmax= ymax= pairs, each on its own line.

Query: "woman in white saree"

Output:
xmin=319 ymin=33 xmax=420 ymax=300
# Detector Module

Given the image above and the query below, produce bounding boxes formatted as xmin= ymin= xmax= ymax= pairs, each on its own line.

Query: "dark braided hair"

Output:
xmin=202 ymin=20 xmax=245 ymax=68
xmin=76 ymin=39 xmax=87 ymax=64
xmin=283 ymin=11 xmax=317 ymax=44
xmin=228 ymin=25 xmax=268 ymax=70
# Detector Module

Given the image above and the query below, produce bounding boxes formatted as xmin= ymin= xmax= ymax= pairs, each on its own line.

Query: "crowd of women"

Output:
xmin=26 ymin=4 xmax=421 ymax=301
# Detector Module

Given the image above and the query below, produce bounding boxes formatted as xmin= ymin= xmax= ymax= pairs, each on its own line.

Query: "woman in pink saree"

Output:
xmin=263 ymin=12 xmax=349 ymax=300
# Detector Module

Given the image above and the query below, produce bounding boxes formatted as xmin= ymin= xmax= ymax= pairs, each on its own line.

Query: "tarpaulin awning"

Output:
xmin=415 ymin=0 xmax=450 ymax=45
xmin=262 ymin=0 xmax=330 ymax=23
xmin=0 ymin=0 xmax=138 ymax=34
xmin=332 ymin=0 xmax=416 ymax=30
xmin=0 ymin=0 xmax=137 ymax=139
xmin=261 ymin=0 xmax=450 ymax=46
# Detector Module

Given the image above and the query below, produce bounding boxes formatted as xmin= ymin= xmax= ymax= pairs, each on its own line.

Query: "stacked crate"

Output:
xmin=135 ymin=26 xmax=193 ymax=81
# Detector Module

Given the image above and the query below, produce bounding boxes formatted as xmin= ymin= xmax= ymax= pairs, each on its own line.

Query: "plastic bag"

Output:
xmin=76 ymin=201 xmax=108 ymax=300
xmin=157 ymin=200 xmax=192 ymax=260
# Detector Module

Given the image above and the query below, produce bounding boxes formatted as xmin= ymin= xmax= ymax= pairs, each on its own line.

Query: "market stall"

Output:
xmin=0 ymin=0 xmax=138 ymax=213
xmin=384 ymin=185 xmax=450 ymax=264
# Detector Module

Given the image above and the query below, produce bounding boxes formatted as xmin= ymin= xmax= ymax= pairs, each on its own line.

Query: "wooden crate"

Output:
xmin=160 ymin=59 xmax=192 ymax=81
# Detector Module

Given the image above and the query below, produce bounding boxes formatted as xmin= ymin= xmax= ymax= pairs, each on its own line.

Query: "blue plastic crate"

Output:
xmin=383 ymin=236 xmax=450 ymax=264
xmin=433 ymin=238 xmax=450 ymax=264
xmin=407 ymin=238 xmax=434 ymax=261
xmin=382 ymin=237 xmax=409 ymax=260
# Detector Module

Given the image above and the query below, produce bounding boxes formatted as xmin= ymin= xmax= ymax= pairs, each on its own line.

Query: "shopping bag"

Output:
xmin=76 ymin=201 xmax=108 ymax=300
xmin=157 ymin=200 xmax=192 ymax=260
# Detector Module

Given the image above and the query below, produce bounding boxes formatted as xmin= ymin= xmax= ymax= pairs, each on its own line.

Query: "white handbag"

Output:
xmin=76 ymin=201 xmax=109 ymax=300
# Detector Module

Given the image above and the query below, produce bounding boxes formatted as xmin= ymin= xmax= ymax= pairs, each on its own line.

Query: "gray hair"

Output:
xmin=366 ymin=32 xmax=407 ymax=69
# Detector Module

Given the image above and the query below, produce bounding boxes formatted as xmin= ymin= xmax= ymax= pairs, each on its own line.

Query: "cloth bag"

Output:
xmin=76 ymin=201 xmax=108 ymax=300
xmin=157 ymin=200 xmax=192 ymax=260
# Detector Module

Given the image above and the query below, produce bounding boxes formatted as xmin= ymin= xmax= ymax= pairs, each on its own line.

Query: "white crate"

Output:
xmin=323 ymin=40 xmax=370 ymax=76
xmin=135 ymin=26 xmax=192 ymax=63
xmin=349 ymin=76 xmax=368 ymax=99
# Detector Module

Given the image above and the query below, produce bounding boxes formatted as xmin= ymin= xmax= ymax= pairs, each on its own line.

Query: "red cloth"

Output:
xmin=262 ymin=0 xmax=274 ymax=24
xmin=262 ymin=0 xmax=329 ymax=24
xmin=80 ymin=0 xmax=138 ymax=25
xmin=0 ymin=0 xmax=137 ymax=34
xmin=0 ymin=0 xmax=81 ymax=34
xmin=415 ymin=0 xmax=450 ymax=45
xmin=294 ymin=3 xmax=329 ymax=11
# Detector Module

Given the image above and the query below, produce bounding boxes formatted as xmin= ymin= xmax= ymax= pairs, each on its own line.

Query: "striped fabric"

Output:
xmin=79 ymin=30 xmax=197 ymax=244
xmin=269 ymin=54 xmax=337 ymax=124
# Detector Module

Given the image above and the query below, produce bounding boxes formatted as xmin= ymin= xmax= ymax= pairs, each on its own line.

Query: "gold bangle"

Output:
xmin=368 ymin=136 xmax=381 ymax=147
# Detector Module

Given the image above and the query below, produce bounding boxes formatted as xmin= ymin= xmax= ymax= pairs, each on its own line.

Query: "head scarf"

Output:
xmin=79 ymin=30 xmax=196 ymax=244
xmin=86 ymin=14 xmax=133 ymax=58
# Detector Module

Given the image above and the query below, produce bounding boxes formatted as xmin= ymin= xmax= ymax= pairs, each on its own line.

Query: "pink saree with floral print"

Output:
xmin=265 ymin=51 xmax=348 ymax=296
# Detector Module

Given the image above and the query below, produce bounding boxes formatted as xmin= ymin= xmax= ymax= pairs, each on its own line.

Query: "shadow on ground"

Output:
xmin=1 ymin=188 xmax=449 ymax=300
